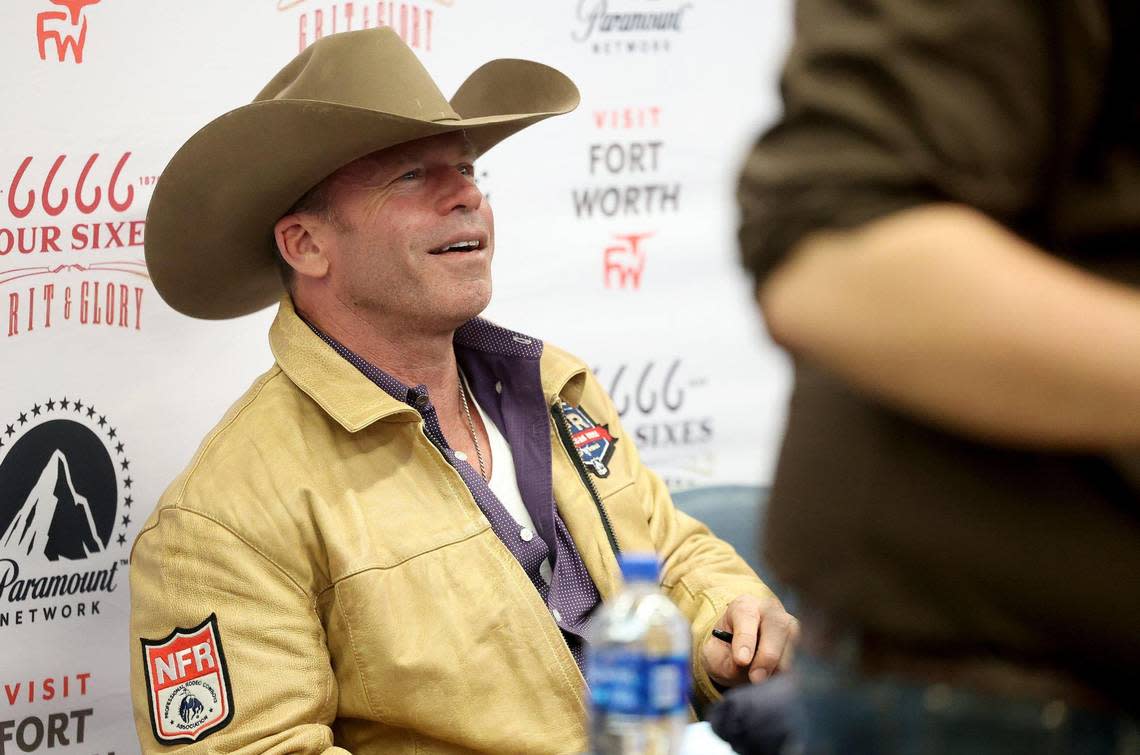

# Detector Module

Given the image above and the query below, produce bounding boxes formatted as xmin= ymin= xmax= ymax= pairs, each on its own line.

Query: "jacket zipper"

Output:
xmin=551 ymin=402 xmax=621 ymax=560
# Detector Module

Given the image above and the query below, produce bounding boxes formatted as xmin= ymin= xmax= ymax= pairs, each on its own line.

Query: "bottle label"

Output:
xmin=587 ymin=651 xmax=690 ymax=716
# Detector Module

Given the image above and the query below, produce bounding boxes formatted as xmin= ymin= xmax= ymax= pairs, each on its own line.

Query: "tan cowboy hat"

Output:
xmin=145 ymin=27 xmax=579 ymax=319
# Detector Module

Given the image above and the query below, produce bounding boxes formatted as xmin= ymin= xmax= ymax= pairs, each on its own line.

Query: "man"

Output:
xmin=738 ymin=0 xmax=1139 ymax=752
xmin=130 ymin=27 xmax=795 ymax=752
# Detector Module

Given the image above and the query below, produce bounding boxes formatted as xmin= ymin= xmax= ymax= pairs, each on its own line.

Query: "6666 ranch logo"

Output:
xmin=1 ymin=151 xmax=152 ymax=338
xmin=594 ymin=359 xmax=714 ymax=489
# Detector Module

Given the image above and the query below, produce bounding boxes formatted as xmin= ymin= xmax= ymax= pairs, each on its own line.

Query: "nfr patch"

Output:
xmin=141 ymin=613 xmax=234 ymax=744
xmin=562 ymin=401 xmax=618 ymax=478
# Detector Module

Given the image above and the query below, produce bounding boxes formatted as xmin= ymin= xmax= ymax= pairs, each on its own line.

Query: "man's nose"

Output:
xmin=438 ymin=169 xmax=484 ymax=214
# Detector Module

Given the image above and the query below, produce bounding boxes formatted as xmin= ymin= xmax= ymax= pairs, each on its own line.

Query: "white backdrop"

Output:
xmin=0 ymin=1 xmax=792 ymax=750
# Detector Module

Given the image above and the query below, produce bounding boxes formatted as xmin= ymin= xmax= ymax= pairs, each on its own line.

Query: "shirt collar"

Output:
xmin=268 ymin=296 xmax=588 ymax=431
xmin=454 ymin=320 xmax=588 ymax=406
xmin=454 ymin=318 xmax=543 ymax=359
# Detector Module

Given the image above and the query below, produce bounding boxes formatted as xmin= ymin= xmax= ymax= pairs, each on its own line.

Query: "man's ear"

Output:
xmin=274 ymin=214 xmax=331 ymax=281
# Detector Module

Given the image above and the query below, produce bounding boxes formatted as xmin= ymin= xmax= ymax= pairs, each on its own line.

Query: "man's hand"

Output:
xmin=701 ymin=595 xmax=798 ymax=688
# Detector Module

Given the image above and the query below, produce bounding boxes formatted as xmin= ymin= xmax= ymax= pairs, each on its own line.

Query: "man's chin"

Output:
xmin=424 ymin=291 xmax=492 ymax=332
xmin=454 ymin=286 xmax=492 ymax=319
xmin=450 ymin=302 xmax=492 ymax=328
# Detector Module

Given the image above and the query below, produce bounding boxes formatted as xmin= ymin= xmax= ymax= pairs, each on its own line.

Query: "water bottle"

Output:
xmin=587 ymin=553 xmax=691 ymax=755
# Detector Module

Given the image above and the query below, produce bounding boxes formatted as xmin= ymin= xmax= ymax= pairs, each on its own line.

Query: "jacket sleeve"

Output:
xmin=581 ymin=371 xmax=776 ymax=706
xmin=642 ymin=458 xmax=776 ymax=706
xmin=738 ymin=0 xmax=1063 ymax=283
xmin=130 ymin=506 xmax=349 ymax=753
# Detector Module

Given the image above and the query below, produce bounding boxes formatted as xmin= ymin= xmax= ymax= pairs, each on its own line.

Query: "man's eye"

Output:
xmin=398 ymin=169 xmax=422 ymax=182
xmin=458 ymin=164 xmax=475 ymax=177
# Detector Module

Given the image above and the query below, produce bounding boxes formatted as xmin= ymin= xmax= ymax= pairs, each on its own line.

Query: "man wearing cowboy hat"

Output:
xmin=129 ymin=27 xmax=793 ymax=753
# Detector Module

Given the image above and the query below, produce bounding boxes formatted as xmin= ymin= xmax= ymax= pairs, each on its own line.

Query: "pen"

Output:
xmin=711 ymin=628 xmax=734 ymax=644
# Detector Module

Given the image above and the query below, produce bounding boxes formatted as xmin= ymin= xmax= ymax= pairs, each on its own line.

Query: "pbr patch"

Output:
xmin=140 ymin=613 xmax=234 ymax=744
xmin=561 ymin=401 xmax=618 ymax=478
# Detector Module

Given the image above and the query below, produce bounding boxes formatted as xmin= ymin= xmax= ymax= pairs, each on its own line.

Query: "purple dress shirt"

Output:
xmin=307 ymin=317 xmax=602 ymax=668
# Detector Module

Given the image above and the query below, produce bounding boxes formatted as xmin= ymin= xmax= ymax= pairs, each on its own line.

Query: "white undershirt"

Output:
xmin=461 ymin=374 xmax=553 ymax=585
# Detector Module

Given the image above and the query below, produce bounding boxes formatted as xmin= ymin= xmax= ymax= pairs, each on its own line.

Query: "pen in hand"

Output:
xmin=712 ymin=628 xmax=734 ymax=644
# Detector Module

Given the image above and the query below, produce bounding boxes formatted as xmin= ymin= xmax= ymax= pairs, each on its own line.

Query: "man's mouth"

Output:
xmin=429 ymin=239 xmax=483 ymax=255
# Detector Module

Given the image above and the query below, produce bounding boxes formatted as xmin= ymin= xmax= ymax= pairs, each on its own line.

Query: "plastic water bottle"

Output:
xmin=587 ymin=553 xmax=691 ymax=755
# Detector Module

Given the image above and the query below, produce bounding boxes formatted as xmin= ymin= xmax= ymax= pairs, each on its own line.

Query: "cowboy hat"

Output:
xmin=145 ymin=27 xmax=579 ymax=319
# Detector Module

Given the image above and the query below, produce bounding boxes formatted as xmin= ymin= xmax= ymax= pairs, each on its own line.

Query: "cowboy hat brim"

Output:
xmin=145 ymin=57 xmax=579 ymax=320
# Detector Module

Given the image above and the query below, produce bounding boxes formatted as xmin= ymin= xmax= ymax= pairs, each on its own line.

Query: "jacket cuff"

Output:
xmin=688 ymin=583 xmax=775 ymax=707
xmin=692 ymin=610 xmax=725 ymax=705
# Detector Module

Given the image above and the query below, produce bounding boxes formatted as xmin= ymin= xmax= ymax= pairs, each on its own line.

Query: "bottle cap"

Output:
xmin=618 ymin=553 xmax=660 ymax=583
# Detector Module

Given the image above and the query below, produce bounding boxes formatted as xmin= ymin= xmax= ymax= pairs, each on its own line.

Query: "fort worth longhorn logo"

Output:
xmin=0 ymin=397 xmax=133 ymax=626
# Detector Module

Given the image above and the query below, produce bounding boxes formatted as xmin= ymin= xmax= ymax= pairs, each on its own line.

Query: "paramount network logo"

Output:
xmin=36 ymin=0 xmax=101 ymax=64
xmin=572 ymin=0 xmax=693 ymax=49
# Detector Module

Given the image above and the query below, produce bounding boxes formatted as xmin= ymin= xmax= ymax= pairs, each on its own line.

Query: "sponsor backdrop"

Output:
xmin=1 ymin=1 xmax=792 ymax=750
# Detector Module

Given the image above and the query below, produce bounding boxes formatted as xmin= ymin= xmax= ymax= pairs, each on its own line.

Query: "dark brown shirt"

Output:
xmin=738 ymin=0 xmax=1139 ymax=705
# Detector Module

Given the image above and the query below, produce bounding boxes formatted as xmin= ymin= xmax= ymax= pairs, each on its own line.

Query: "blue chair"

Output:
xmin=671 ymin=485 xmax=786 ymax=600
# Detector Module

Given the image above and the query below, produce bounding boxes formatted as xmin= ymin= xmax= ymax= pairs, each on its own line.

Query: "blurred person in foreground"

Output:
xmin=736 ymin=0 xmax=1140 ymax=753
xmin=128 ymin=27 xmax=793 ymax=753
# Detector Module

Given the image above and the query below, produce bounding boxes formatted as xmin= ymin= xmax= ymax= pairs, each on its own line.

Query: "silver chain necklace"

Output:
xmin=457 ymin=369 xmax=488 ymax=480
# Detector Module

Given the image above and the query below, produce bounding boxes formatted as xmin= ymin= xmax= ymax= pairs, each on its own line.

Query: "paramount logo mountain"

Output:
xmin=0 ymin=450 xmax=104 ymax=562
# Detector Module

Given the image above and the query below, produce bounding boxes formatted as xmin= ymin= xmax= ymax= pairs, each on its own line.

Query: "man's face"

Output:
xmin=314 ymin=132 xmax=494 ymax=332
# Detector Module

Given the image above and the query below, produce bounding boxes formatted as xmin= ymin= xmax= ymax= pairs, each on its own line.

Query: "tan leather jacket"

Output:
xmin=129 ymin=298 xmax=772 ymax=753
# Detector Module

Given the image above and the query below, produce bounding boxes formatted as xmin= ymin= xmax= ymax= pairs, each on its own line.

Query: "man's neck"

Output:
xmin=295 ymin=297 xmax=463 ymax=401
xmin=293 ymin=293 xmax=493 ymax=477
